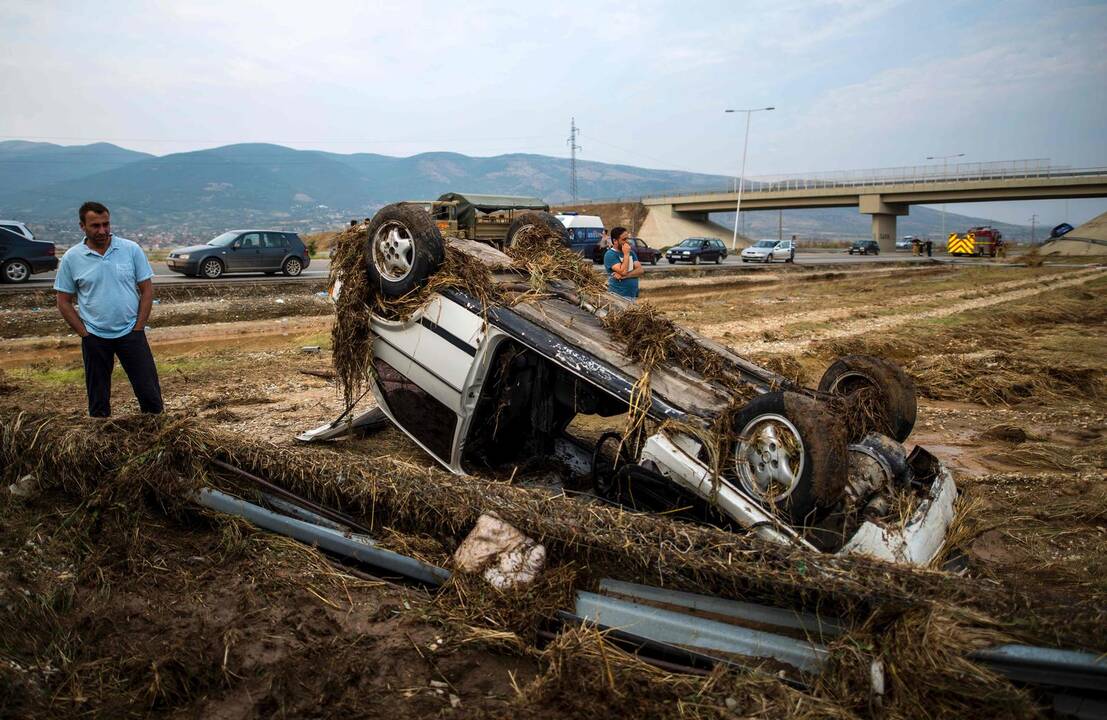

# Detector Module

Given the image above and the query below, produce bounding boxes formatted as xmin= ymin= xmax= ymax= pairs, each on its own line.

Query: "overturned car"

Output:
xmin=304 ymin=203 xmax=957 ymax=566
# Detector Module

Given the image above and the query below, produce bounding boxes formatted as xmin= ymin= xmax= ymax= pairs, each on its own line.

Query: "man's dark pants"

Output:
xmin=81 ymin=331 xmax=163 ymax=417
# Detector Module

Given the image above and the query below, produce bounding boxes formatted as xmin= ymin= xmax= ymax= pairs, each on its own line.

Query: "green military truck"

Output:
xmin=400 ymin=192 xmax=568 ymax=249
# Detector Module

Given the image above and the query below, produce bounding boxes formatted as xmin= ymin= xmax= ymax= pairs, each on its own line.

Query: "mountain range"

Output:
xmin=0 ymin=140 xmax=1029 ymax=245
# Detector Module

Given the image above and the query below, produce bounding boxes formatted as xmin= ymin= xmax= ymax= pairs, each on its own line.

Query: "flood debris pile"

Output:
xmin=1 ymin=407 xmax=1071 ymax=717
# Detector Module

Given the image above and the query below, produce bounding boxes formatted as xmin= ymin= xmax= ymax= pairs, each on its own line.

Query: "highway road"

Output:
xmin=10 ymin=251 xmax=933 ymax=290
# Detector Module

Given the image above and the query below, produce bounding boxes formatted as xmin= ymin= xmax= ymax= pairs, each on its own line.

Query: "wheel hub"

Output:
xmin=5 ymin=263 xmax=28 ymax=281
xmin=734 ymin=413 xmax=805 ymax=502
xmin=373 ymin=223 xmax=414 ymax=282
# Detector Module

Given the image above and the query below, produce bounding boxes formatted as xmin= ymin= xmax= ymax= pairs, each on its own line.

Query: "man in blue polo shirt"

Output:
xmin=603 ymin=226 xmax=644 ymax=300
xmin=55 ymin=201 xmax=163 ymax=417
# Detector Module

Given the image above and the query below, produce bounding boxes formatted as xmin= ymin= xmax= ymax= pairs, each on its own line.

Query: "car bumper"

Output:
xmin=666 ymin=255 xmax=694 ymax=262
xmin=166 ymin=258 xmax=200 ymax=274
xmin=30 ymin=257 xmax=58 ymax=273
xmin=839 ymin=465 xmax=957 ymax=565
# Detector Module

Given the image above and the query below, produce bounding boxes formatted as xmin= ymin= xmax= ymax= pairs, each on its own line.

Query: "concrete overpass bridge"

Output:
xmin=640 ymin=159 xmax=1107 ymax=251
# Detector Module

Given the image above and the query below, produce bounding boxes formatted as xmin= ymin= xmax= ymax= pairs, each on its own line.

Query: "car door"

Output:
xmin=228 ymin=232 xmax=263 ymax=271
xmin=261 ymin=233 xmax=288 ymax=270
xmin=0 ymin=226 xmax=13 ymax=261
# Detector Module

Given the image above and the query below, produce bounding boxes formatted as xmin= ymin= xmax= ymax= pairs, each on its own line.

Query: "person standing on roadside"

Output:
xmin=604 ymin=226 xmax=644 ymax=300
xmin=55 ymin=201 xmax=163 ymax=417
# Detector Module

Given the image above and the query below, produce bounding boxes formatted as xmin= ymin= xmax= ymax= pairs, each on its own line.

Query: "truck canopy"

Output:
xmin=436 ymin=192 xmax=549 ymax=228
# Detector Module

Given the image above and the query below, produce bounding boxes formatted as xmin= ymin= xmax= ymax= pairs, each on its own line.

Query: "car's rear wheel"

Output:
xmin=366 ymin=203 xmax=446 ymax=298
xmin=729 ymin=392 xmax=847 ymax=525
xmin=818 ymin=355 xmax=917 ymax=443
xmin=200 ymin=257 xmax=224 ymax=280
xmin=282 ymin=257 xmax=303 ymax=277
xmin=505 ymin=211 xmax=569 ymax=248
xmin=2 ymin=259 xmax=31 ymax=283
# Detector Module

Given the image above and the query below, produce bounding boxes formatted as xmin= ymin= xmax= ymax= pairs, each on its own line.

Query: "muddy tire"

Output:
xmin=365 ymin=203 xmax=446 ymax=298
xmin=818 ymin=355 xmax=917 ymax=443
xmin=505 ymin=211 xmax=569 ymax=248
xmin=729 ymin=391 xmax=847 ymax=525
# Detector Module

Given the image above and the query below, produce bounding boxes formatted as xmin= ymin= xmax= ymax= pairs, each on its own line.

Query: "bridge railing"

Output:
xmin=571 ymin=160 xmax=1107 ymax=204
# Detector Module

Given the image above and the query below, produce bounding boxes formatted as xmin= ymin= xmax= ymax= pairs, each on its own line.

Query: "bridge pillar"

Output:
xmin=859 ymin=194 xmax=908 ymax=252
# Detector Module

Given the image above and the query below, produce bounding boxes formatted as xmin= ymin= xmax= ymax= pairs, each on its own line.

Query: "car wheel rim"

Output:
xmin=734 ymin=413 xmax=805 ymax=502
xmin=286 ymin=259 xmax=301 ymax=275
xmin=372 ymin=222 xmax=415 ymax=282
xmin=5 ymin=263 xmax=28 ymax=282
xmin=203 ymin=260 xmax=221 ymax=278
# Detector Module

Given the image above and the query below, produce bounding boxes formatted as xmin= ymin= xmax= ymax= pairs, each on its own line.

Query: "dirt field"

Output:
xmin=1 ymin=262 xmax=1104 ymax=718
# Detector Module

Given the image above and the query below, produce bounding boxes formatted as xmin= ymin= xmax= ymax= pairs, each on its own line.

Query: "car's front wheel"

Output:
xmin=366 ymin=203 xmax=446 ymax=298
xmin=282 ymin=256 xmax=304 ymax=277
xmin=2 ymin=259 xmax=31 ymax=283
xmin=692 ymin=255 xmax=700 ymax=265
xmin=650 ymin=255 xmax=658 ymax=265
xmin=764 ymin=253 xmax=772 ymax=264
xmin=667 ymin=259 xmax=675 ymax=264
xmin=200 ymin=257 xmax=224 ymax=280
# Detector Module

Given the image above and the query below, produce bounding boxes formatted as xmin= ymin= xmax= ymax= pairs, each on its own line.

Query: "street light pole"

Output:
xmin=1030 ymin=214 xmax=1038 ymax=244
xmin=926 ymin=152 xmax=965 ymax=241
xmin=726 ymin=106 xmax=775 ymax=250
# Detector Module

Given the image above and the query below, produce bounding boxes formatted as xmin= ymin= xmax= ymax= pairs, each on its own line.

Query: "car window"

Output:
xmin=207 ymin=231 xmax=238 ymax=247
xmin=634 ymin=238 xmax=649 ymax=249
xmin=0 ymin=224 xmax=24 ymax=238
xmin=263 ymin=233 xmax=287 ymax=249
xmin=238 ymin=233 xmax=261 ymax=249
xmin=0 ymin=226 xmax=24 ymax=244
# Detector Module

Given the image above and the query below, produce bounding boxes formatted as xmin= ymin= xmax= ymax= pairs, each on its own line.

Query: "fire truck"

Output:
xmin=947 ymin=226 xmax=1005 ymax=257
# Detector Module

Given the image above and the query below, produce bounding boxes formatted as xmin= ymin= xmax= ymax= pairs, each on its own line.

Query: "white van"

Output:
xmin=555 ymin=213 xmax=605 ymax=257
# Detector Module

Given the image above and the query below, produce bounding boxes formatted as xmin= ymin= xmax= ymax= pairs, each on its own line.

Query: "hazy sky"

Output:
xmin=3 ymin=0 xmax=1105 ymax=225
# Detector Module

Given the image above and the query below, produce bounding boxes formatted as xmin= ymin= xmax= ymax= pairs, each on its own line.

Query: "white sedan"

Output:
xmin=741 ymin=239 xmax=794 ymax=263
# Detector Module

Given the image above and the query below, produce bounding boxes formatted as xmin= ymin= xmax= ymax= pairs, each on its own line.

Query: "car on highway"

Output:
xmin=896 ymin=236 xmax=915 ymax=251
xmin=305 ymin=203 xmax=958 ymax=567
xmin=664 ymin=237 xmax=727 ymax=264
xmin=166 ymin=230 xmax=310 ymax=279
xmin=848 ymin=239 xmax=880 ymax=255
xmin=740 ymin=238 xmax=794 ymax=263
xmin=0 ymin=220 xmax=57 ymax=284
xmin=591 ymin=237 xmax=661 ymax=265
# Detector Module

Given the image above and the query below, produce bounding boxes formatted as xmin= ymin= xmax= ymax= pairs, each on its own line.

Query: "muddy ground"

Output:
xmin=1 ymin=262 xmax=1104 ymax=718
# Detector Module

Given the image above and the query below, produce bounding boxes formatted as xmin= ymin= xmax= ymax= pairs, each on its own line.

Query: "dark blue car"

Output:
xmin=0 ymin=220 xmax=57 ymax=283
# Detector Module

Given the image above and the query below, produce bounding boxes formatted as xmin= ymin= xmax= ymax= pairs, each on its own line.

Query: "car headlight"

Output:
xmin=682 ymin=251 xmax=690 ymax=255
xmin=177 ymin=253 xmax=190 ymax=260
